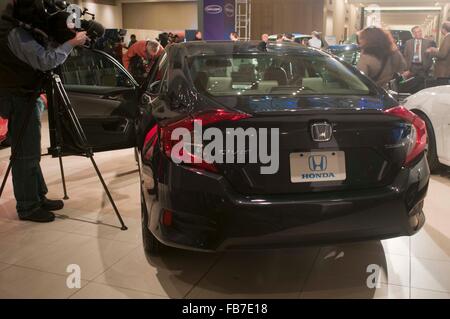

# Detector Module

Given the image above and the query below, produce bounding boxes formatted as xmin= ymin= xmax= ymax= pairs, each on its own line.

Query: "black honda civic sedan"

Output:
xmin=59 ymin=41 xmax=429 ymax=255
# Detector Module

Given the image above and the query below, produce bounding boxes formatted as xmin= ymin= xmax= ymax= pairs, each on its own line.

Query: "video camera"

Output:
xmin=4 ymin=0 xmax=104 ymax=45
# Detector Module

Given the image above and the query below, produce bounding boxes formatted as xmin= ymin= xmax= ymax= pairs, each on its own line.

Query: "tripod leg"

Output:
xmin=0 ymin=162 xmax=12 ymax=198
xmin=58 ymin=155 xmax=69 ymax=200
xmin=88 ymin=155 xmax=128 ymax=231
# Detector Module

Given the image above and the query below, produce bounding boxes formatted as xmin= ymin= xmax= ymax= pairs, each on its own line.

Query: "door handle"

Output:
xmin=101 ymin=94 xmax=119 ymax=100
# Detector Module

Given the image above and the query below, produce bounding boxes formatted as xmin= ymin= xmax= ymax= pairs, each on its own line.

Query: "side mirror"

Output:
xmin=148 ymin=80 xmax=161 ymax=95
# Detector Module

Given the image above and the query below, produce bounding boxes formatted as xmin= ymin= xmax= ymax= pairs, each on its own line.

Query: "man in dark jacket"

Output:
xmin=427 ymin=22 xmax=450 ymax=78
xmin=403 ymin=26 xmax=434 ymax=79
xmin=0 ymin=1 xmax=87 ymax=222
xmin=402 ymin=26 xmax=435 ymax=93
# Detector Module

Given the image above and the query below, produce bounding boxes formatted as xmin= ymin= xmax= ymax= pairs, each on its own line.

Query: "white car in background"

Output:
xmin=404 ymin=86 xmax=450 ymax=171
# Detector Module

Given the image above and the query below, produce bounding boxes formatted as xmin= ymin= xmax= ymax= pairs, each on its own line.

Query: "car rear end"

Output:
xmin=0 ymin=117 xmax=8 ymax=145
xmin=147 ymin=42 xmax=430 ymax=252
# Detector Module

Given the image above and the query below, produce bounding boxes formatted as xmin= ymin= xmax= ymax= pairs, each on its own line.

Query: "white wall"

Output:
xmin=81 ymin=1 xmax=123 ymax=29
xmin=348 ymin=4 xmax=359 ymax=38
xmin=332 ymin=0 xmax=346 ymax=42
xmin=325 ymin=12 xmax=334 ymax=36
xmin=121 ymin=1 xmax=197 ymax=30
xmin=118 ymin=0 xmax=193 ymax=3
xmin=123 ymin=28 xmax=161 ymax=44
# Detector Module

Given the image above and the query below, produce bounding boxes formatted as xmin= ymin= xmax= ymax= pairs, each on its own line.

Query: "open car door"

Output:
xmin=55 ymin=47 xmax=140 ymax=154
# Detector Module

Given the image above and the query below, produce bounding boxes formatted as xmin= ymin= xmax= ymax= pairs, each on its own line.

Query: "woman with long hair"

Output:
xmin=357 ymin=26 xmax=406 ymax=87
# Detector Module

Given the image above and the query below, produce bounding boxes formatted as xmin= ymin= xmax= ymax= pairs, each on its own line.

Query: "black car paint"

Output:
xmin=63 ymin=42 xmax=429 ymax=252
xmin=133 ymin=42 xmax=429 ymax=252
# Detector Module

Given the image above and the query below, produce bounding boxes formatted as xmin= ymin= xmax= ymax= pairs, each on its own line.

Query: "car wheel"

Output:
xmin=141 ymin=190 xmax=167 ymax=256
xmin=418 ymin=113 xmax=441 ymax=172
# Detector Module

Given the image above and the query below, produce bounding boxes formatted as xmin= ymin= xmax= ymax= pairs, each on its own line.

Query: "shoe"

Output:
xmin=41 ymin=198 xmax=64 ymax=211
xmin=19 ymin=208 xmax=55 ymax=223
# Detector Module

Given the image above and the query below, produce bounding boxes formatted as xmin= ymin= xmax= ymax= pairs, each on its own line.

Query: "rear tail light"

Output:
xmin=384 ymin=106 xmax=427 ymax=166
xmin=160 ymin=109 xmax=251 ymax=173
xmin=162 ymin=209 xmax=173 ymax=227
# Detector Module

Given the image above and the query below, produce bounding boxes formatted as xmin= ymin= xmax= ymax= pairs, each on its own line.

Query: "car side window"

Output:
xmin=159 ymin=68 xmax=169 ymax=94
xmin=146 ymin=53 xmax=168 ymax=95
xmin=60 ymin=48 xmax=134 ymax=88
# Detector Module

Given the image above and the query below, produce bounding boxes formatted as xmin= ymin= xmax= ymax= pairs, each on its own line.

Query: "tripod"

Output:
xmin=0 ymin=71 xmax=128 ymax=231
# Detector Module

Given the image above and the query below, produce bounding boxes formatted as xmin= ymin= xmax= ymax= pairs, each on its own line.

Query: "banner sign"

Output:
xmin=203 ymin=0 xmax=236 ymax=40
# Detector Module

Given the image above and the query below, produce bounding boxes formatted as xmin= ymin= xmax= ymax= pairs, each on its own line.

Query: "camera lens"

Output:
xmin=81 ymin=19 xmax=105 ymax=40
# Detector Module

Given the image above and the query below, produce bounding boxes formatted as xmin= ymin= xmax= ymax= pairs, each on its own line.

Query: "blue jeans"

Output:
xmin=0 ymin=95 xmax=48 ymax=217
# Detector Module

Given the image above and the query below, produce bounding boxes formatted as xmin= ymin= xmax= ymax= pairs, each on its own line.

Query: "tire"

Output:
xmin=141 ymin=190 xmax=167 ymax=256
xmin=418 ymin=113 xmax=441 ymax=172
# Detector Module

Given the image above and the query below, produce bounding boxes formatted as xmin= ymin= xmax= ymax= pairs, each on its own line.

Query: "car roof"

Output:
xmin=328 ymin=44 xmax=359 ymax=50
xmin=268 ymin=33 xmax=312 ymax=39
xmin=292 ymin=33 xmax=312 ymax=38
xmin=169 ymin=40 xmax=325 ymax=57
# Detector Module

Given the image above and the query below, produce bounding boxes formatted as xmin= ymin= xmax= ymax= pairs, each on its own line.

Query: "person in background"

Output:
xmin=276 ymin=34 xmax=284 ymax=43
xmin=194 ymin=31 xmax=203 ymax=41
xmin=169 ymin=33 xmax=180 ymax=44
xmin=301 ymin=37 xmax=310 ymax=46
xmin=157 ymin=32 xmax=169 ymax=48
xmin=258 ymin=33 xmax=269 ymax=51
xmin=425 ymin=35 xmax=437 ymax=48
xmin=319 ymin=32 xmax=328 ymax=49
xmin=284 ymin=33 xmax=295 ymax=42
xmin=127 ymin=34 xmax=137 ymax=49
xmin=357 ymin=27 xmax=407 ymax=88
xmin=427 ymin=22 xmax=450 ymax=78
xmin=403 ymin=26 xmax=434 ymax=80
xmin=113 ymin=37 xmax=125 ymax=64
xmin=402 ymin=26 xmax=434 ymax=92
xmin=230 ymin=32 xmax=239 ymax=42
xmin=122 ymin=40 xmax=164 ymax=82
xmin=309 ymin=31 xmax=327 ymax=49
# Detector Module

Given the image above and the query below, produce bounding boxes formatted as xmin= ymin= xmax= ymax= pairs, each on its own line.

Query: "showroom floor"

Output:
xmin=0 ymin=116 xmax=449 ymax=299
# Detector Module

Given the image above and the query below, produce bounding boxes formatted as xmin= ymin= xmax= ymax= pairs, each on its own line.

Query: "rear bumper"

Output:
xmin=143 ymin=154 xmax=429 ymax=252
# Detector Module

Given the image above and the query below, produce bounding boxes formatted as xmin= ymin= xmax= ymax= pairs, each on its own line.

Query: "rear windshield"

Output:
xmin=189 ymin=54 xmax=371 ymax=97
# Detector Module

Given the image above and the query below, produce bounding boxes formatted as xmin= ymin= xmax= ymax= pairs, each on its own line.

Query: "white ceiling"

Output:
xmin=380 ymin=11 xmax=439 ymax=24
xmin=348 ymin=0 xmax=449 ymax=5
xmin=347 ymin=0 xmax=445 ymax=30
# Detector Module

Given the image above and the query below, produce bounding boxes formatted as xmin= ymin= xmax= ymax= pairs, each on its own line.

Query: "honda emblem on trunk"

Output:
xmin=311 ymin=122 xmax=332 ymax=142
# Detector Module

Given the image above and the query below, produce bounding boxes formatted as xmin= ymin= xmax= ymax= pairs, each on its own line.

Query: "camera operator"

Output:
xmin=0 ymin=1 xmax=88 ymax=223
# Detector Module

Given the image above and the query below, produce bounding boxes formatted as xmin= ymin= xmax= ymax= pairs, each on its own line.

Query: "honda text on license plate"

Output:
xmin=290 ymin=151 xmax=346 ymax=183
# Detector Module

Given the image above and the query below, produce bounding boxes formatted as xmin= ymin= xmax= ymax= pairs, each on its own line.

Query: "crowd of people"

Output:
xmin=254 ymin=23 xmax=450 ymax=90
xmin=356 ymin=22 xmax=450 ymax=89
xmin=97 ymin=23 xmax=450 ymax=91
xmin=101 ymin=29 xmax=334 ymax=84
xmin=96 ymin=31 xmax=184 ymax=82
xmin=255 ymin=31 xmax=329 ymax=49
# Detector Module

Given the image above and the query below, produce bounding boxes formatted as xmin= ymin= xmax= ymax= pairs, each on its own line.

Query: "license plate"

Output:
xmin=290 ymin=151 xmax=346 ymax=183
